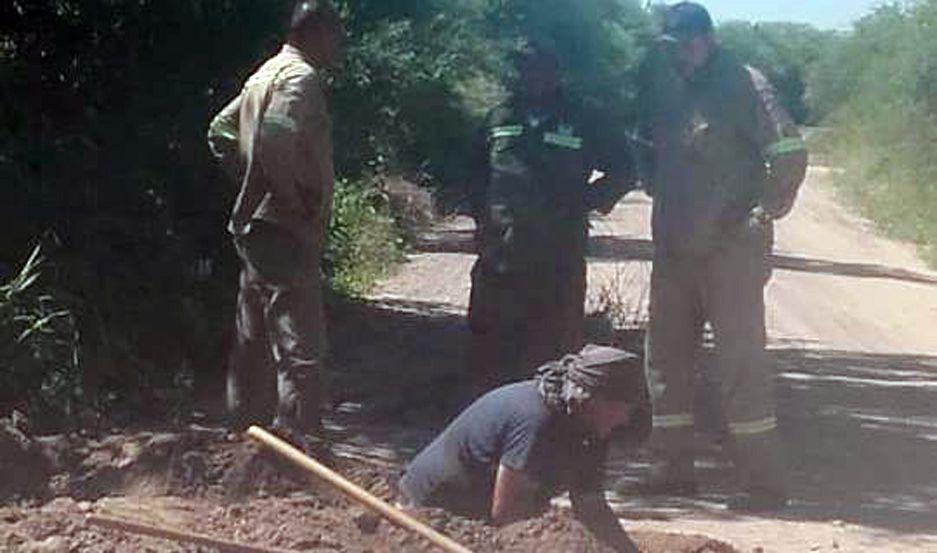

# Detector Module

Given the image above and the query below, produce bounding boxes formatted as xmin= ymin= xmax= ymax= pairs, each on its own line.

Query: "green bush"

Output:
xmin=0 ymin=245 xmax=82 ymax=428
xmin=326 ymin=179 xmax=406 ymax=296
xmin=0 ymin=0 xmax=654 ymax=423
xmin=717 ymin=21 xmax=838 ymax=123
xmin=808 ymin=1 xmax=937 ymax=265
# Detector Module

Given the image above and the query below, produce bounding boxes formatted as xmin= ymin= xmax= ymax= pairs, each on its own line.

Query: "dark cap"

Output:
xmin=661 ymin=2 xmax=714 ymax=42
xmin=290 ymin=1 xmax=339 ymax=33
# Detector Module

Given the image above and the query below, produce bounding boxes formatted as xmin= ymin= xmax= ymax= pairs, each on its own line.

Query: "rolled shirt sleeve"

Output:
xmin=207 ymin=94 xmax=243 ymax=179
xmin=746 ymin=66 xmax=808 ymax=219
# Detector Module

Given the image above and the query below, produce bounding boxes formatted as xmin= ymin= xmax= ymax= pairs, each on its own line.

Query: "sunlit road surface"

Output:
xmin=594 ymin=168 xmax=937 ymax=552
xmin=370 ymin=167 xmax=937 ymax=551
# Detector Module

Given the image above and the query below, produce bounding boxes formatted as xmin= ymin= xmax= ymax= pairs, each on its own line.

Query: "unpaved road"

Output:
xmin=368 ymin=167 xmax=937 ymax=552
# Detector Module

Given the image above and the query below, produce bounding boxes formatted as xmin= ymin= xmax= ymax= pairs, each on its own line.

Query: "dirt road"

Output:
xmin=366 ymin=166 xmax=937 ymax=552
xmin=4 ymin=167 xmax=935 ymax=552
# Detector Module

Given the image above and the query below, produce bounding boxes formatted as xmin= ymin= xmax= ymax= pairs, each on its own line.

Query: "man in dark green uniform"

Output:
xmin=635 ymin=3 xmax=808 ymax=510
xmin=469 ymin=46 xmax=634 ymax=388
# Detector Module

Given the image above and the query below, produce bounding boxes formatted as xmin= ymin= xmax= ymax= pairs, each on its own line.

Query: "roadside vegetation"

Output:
xmin=5 ymin=0 xmax=934 ymax=427
xmin=1 ymin=0 xmax=654 ymax=426
xmin=805 ymin=1 xmax=937 ymax=266
xmin=0 ymin=245 xmax=82 ymax=431
xmin=718 ymin=21 xmax=838 ymax=124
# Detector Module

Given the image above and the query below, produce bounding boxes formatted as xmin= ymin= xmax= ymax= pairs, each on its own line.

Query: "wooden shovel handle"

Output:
xmin=246 ymin=425 xmax=474 ymax=553
xmin=87 ymin=514 xmax=294 ymax=553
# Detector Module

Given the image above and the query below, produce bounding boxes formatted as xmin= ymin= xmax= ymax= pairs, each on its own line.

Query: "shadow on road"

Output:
xmin=770 ymin=255 xmax=937 ymax=285
xmin=327 ymin=294 xmax=937 ymax=534
xmin=409 ymin=216 xmax=937 ymax=289
xmin=611 ymin=347 xmax=937 ymax=535
xmin=586 ymin=236 xmax=937 ymax=286
xmin=412 ymin=228 xmax=476 ymax=255
xmin=326 ymin=297 xmax=937 ymax=534
xmin=775 ymin=348 xmax=937 ymax=532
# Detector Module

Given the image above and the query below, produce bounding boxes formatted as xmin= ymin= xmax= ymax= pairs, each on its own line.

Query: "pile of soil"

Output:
xmin=1 ymin=497 xmax=736 ymax=553
xmin=0 ymin=429 xmax=738 ymax=553
xmin=0 ymin=414 xmax=53 ymax=501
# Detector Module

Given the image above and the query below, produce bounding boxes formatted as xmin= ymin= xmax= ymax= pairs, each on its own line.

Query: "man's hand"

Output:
xmin=491 ymin=464 xmax=544 ymax=525
xmin=571 ymin=491 xmax=640 ymax=553
xmin=748 ymin=205 xmax=772 ymax=230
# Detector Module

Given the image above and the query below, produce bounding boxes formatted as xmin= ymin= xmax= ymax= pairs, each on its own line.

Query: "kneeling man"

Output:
xmin=399 ymin=345 xmax=650 ymax=553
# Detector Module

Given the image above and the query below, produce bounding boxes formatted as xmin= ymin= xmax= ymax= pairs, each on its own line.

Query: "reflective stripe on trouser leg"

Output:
xmin=729 ymin=416 xmax=778 ymax=436
xmin=646 ymin=256 xmax=701 ymax=460
xmin=705 ymin=226 xmax=787 ymax=494
xmin=653 ymin=414 xmax=695 ymax=430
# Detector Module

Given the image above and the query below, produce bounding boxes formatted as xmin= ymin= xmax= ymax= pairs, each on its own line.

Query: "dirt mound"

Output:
xmin=0 ymin=414 xmax=53 ymax=502
xmin=0 ymin=430 xmax=738 ymax=553
xmin=497 ymin=510 xmax=735 ymax=553
xmin=0 ymin=431 xmax=734 ymax=553
xmin=1 ymin=497 xmax=738 ymax=553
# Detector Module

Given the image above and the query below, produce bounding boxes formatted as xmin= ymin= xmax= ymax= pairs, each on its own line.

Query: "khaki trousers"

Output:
xmin=468 ymin=258 xmax=586 ymax=388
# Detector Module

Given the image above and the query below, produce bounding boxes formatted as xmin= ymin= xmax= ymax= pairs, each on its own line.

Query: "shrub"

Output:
xmin=808 ymin=1 xmax=937 ymax=266
xmin=0 ymin=245 xmax=82 ymax=429
xmin=325 ymin=179 xmax=406 ymax=296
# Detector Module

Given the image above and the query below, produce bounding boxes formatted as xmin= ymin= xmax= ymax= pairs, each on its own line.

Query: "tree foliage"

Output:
xmin=806 ymin=0 xmax=937 ymax=264
xmin=1 ymin=0 xmax=654 ymax=423
xmin=717 ymin=21 xmax=838 ymax=123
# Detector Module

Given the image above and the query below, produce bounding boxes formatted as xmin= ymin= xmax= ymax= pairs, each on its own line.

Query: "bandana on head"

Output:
xmin=535 ymin=344 xmax=646 ymax=412
xmin=534 ymin=344 xmax=653 ymax=447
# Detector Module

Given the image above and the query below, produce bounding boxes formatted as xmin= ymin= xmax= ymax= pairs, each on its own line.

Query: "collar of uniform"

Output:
xmin=281 ymin=43 xmax=319 ymax=68
xmin=511 ymin=93 xmax=569 ymax=120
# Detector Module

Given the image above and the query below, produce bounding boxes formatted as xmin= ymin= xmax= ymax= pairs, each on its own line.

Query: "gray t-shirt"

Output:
xmin=398 ymin=381 xmax=606 ymax=518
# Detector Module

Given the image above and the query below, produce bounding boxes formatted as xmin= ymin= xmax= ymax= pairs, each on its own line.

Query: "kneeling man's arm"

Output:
xmin=571 ymin=490 xmax=640 ymax=553
xmin=491 ymin=464 xmax=544 ymax=525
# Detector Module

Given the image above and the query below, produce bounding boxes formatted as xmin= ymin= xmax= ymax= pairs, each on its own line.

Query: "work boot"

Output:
xmin=727 ymin=488 xmax=789 ymax=512
xmin=617 ymin=458 xmax=698 ymax=497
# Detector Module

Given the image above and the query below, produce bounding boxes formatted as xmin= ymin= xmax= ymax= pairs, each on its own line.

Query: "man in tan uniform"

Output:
xmin=634 ymin=3 xmax=807 ymax=510
xmin=207 ymin=1 xmax=343 ymax=450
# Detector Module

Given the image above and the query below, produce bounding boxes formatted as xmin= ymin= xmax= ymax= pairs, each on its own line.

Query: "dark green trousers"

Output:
xmin=227 ymin=221 xmax=327 ymax=435
xmin=468 ymin=258 xmax=586 ymax=388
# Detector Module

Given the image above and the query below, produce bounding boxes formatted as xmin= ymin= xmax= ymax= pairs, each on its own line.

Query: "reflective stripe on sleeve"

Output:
xmin=262 ymin=114 xmax=298 ymax=134
xmin=490 ymin=125 xmax=524 ymax=139
xmin=543 ymin=132 xmax=583 ymax=150
xmin=208 ymin=118 xmax=238 ymax=141
xmin=764 ymin=137 xmax=806 ymax=159
xmin=729 ymin=416 xmax=778 ymax=436
xmin=653 ymin=414 xmax=694 ymax=429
